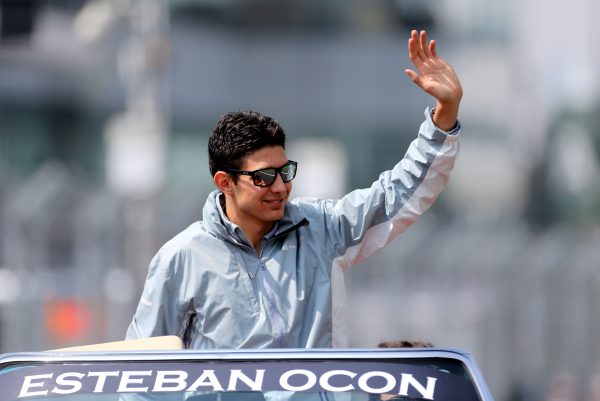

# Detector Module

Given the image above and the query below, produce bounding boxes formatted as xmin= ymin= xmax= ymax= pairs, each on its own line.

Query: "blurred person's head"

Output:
xmin=378 ymin=340 xmax=434 ymax=348
xmin=376 ymin=340 xmax=434 ymax=401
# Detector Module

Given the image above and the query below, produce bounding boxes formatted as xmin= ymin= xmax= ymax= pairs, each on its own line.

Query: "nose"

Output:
xmin=269 ymin=172 xmax=288 ymax=193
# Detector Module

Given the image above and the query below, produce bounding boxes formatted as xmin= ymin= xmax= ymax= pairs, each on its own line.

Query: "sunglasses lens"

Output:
xmin=280 ymin=162 xmax=297 ymax=182
xmin=249 ymin=162 xmax=296 ymax=187
xmin=253 ymin=169 xmax=277 ymax=187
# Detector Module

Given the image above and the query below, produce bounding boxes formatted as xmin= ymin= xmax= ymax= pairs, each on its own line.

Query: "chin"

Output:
xmin=266 ymin=209 xmax=286 ymax=221
xmin=271 ymin=211 xmax=286 ymax=221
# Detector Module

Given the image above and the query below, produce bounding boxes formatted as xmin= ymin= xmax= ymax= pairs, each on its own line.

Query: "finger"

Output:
xmin=410 ymin=29 xmax=419 ymax=44
xmin=408 ymin=32 xmax=425 ymax=68
xmin=408 ymin=30 xmax=419 ymax=59
xmin=420 ymin=30 xmax=432 ymax=59
xmin=429 ymin=39 xmax=438 ymax=58
xmin=405 ymin=69 xmax=423 ymax=88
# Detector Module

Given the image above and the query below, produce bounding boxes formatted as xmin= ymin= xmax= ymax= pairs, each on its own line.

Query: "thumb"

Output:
xmin=405 ymin=69 xmax=423 ymax=89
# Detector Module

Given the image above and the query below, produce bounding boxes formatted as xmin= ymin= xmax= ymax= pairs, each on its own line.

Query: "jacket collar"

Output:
xmin=202 ymin=190 xmax=308 ymax=246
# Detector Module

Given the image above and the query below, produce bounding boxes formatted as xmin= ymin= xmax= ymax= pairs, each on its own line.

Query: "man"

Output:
xmin=126 ymin=30 xmax=463 ymax=349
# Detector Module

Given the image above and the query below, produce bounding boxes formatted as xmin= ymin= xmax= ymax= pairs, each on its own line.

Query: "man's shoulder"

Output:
xmin=148 ymin=221 xmax=225 ymax=276
xmin=156 ymin=221 xmax=213 ymax=257
xmin=288 ymin=196 xmax=324 ymax=216
xmin=287 ymin=197 xmax=338 ymax=224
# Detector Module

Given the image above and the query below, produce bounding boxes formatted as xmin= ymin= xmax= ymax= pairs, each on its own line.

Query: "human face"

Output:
xmin=226 ymin=146 xmax=293 ymax=234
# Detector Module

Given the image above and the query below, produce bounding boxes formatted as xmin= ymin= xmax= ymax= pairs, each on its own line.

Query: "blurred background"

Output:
xmin=1 ymin=0 xmax=600 ymax=400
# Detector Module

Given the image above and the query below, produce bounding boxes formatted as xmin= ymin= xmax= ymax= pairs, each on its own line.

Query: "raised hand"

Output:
xmin=406 ymin=30 xmax=463 ymax=131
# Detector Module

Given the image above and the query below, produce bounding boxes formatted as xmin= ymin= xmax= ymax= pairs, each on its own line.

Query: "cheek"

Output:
xmin=235 ymin=186 xmax=263 ymax=203
xmin=251 ymin=187 xmax=269 ymax=200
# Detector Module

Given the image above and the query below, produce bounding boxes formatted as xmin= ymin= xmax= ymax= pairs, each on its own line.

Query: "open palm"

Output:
xmin=406 ymin=30 xmax=463 ymax=106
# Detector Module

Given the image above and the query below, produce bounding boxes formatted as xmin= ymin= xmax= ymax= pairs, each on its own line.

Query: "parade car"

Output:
xmin=0 ymin=337 xmax=494 ymax=401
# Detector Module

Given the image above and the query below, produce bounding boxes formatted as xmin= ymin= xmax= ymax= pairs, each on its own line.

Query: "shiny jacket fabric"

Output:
xmin=126 ymin=108 xmax=460 ymax=349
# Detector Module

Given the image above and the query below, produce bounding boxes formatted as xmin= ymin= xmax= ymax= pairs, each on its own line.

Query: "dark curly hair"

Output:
xmin=208 ymin=110 xmax=286 ymax=177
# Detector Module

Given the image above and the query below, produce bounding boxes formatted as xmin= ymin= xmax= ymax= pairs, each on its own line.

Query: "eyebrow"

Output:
xmin=243 ymin=160 xmax=291 ymax=171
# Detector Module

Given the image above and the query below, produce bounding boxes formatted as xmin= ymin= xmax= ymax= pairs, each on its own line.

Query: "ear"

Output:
xmin=214 ymin=171 xmax=234 ymax=194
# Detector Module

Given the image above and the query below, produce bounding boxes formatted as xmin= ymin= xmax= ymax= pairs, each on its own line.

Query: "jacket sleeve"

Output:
xmin=125 ymin=250 xmax=190 ymax=341
xmin=326 ymin=107 xmax=460 ymax=270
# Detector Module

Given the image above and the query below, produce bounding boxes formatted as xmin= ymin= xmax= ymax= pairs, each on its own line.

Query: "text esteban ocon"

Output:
xmin=19 ymin=368 xmax=438 ymax=399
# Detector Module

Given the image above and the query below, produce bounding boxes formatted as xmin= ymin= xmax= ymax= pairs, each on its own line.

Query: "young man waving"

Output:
xmin=126 ymin=30 xmax=463 ymax=349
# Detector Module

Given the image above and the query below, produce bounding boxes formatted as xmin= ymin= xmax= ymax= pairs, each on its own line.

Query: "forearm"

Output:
xmin=433 ymin=100 xmax=460 ymax=132
xmin=330 ymin=108 xmax=459 ymax=267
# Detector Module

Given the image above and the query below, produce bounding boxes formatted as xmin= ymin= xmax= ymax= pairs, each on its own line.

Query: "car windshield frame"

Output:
xmin=0 ymin=348 xmax=494 ymax=401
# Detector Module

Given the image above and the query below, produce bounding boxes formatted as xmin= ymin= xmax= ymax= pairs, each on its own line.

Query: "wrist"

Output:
xmin=432 ymin=101 xmax=460 ymax=131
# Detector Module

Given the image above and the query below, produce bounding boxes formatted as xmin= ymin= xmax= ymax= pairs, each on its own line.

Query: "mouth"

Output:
xmin=263 ymin=199 xmax=286 ymax=209
xmin=264 ymin=199 xmax=285 ymax=205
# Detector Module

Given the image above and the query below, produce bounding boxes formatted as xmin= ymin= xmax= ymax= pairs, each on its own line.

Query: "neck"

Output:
xmin=242 ymin=223 xmax=273 ymax=254
xmin=221 ymin=196 xmax=274 ymax=253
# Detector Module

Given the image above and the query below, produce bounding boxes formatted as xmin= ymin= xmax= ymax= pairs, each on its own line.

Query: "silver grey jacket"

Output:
xmin=126 ymin=108 xmax=460 ymax=349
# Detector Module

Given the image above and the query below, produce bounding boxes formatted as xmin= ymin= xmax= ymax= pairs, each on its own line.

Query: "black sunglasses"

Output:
xmin=225 ymin=161 xmax=298 ymax=187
